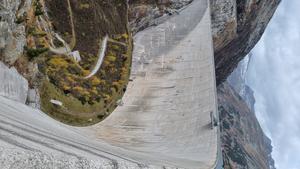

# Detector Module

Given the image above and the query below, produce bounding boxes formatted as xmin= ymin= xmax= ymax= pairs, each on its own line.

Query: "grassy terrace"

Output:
xmin=24 ymin=0 xmax=132 ymax=126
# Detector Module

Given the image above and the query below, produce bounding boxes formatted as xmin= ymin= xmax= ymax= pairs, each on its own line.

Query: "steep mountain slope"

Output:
xmin=1 ymin=0 xmax=133 ymax=126
xmin=220 ymin=53 xmax=276 ymax=169
xmin=211 ymin=0 xmax=281 ymax=85
xmin=40 ymin=0 xmax=132 ymax=126
xmin=218 ymin=82 xmax=275 ymax=169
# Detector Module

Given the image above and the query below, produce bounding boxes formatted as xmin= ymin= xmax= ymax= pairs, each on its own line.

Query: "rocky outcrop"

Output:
xmin=0 ymin=0 xmax=31 ymax=65
xmin=211 ymin=0 xmax=281 ymax=85
xmin=128 ymin=0 xmax=192 ymax=33
xmin=218 ymin=82 xmax=276 ymax=169
xmin=0 ymin=62 xmax=28 ymax=103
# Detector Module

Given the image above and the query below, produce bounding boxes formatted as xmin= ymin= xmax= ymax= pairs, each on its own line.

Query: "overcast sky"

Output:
xmin=246 ymin=0 xmax=300 ymax=169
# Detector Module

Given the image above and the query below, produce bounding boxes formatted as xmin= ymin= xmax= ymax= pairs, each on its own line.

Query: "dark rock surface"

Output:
xmin=211 ymin=0 xmax=281 ymax=85
xmin=128 ymin=0 xmax=193 ymax=33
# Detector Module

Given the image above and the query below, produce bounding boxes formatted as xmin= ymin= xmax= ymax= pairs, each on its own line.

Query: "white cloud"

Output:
xmin=246 ymin=0 xmax=300 ymax=168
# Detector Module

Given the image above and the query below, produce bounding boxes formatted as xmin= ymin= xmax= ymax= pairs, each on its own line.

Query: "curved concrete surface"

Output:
xmin=0 ymin=0 xmax=220 ymax=168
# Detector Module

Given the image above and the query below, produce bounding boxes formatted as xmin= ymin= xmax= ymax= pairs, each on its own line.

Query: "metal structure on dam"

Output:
xmin=0 ymin=0 xmax=223 ymax=168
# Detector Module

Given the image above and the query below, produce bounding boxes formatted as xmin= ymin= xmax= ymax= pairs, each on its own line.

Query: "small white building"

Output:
xmin=68 ymin=50 xmax=81 ymax=62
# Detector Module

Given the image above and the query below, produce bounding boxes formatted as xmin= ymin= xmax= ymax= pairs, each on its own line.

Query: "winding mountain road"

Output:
xmin=85 ymin=35 xmax=108 ymax=79
xmin=0 ymin=0 xmax=221 ymax=168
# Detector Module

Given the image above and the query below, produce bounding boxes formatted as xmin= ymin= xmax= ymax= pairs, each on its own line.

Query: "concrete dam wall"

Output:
xmin=0 ymin=0 xmax=221 ymax=168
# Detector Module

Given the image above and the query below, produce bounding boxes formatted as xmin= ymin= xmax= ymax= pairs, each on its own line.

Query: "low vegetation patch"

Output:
xmin=28 ymin=0 xmax=133 ymax=126
xmin=45 ymin=35 xmax=130 ymax=105
xmin=34 ymin=0 xmax=44 ymax=16
xmin=40 ymin=34 xmax=131 ymax=126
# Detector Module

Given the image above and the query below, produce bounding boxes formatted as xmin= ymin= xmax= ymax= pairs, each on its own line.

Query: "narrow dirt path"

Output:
xmin=66 ymin=0 xmax=76 ymax=49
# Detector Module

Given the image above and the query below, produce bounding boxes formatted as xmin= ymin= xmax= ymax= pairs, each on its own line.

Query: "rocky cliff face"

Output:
xmin=218 ymin=82 xmax=276 ymax=169
xmin=211 ymin=0 xmax=281 ymax=85
xmin=0 ymin=0 xmax=31 ymax=65
xmin=0 ymin=0 xmax=32 ymax=104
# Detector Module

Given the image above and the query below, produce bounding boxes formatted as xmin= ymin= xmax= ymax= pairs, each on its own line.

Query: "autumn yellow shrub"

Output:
xmin=91 ymin=77 xmax=101 ymax=86
xmin=48 ymin=57 xmax=69 ymax=68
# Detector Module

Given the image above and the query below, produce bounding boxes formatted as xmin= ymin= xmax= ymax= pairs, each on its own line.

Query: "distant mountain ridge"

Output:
xmin=218 ymin=56 xmax=276 ymax=169
xmin=227 ymin=54 xmax=255 ymax=112
xmin=218 ymin=82 xmax=276 ymax=169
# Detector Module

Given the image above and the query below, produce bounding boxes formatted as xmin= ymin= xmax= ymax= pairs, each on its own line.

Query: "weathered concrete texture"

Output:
xmin=0 ymin=62 xmax=28 ymax=103
xmin=27 ymin=88 xmax=40 ymax=109
xmin=83 ymin=0 xmax=218 ymax=167
xmin=0 ymin=0 xmax=218 ymax=168
xmin=129 ymin=0 xmax=193 ymax=34
xmin=0 ymin=96 xmax=159 ymax=169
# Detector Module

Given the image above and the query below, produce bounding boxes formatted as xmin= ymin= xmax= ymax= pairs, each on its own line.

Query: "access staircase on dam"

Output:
xmin=0 ymin=0 xmax=223 ymax=168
